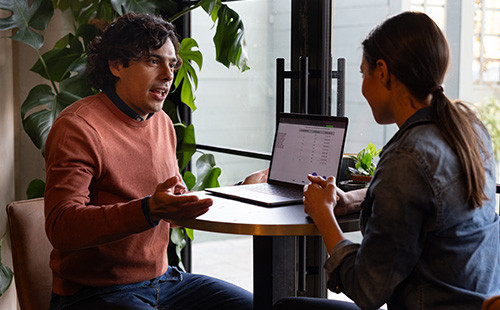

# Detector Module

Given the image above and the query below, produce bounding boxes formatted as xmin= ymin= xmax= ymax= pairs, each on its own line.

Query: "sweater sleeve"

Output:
xmin=44 ymin=114 xmax=153 ymax=251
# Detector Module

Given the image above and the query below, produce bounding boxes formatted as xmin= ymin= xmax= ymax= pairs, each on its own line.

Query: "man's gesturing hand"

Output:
xmin=149 ymin=176 xmax=212 ymax=222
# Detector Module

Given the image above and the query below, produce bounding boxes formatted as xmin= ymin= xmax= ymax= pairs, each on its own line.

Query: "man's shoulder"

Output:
xmin=59 ymin=93 xmax=110 ymax=118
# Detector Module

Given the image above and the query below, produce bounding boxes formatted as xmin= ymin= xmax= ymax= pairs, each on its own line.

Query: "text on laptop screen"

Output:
xmin=268 ymin=116 xmax=346 ymax=185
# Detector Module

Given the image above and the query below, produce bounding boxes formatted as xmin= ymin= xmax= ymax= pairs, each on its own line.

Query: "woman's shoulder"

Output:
xmin=388 ymin=122 xmax=452 ymax=164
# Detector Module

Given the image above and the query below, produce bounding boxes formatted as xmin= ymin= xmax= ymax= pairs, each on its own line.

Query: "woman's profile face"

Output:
xmin=360 ymin=57 xmax=394 ymax=125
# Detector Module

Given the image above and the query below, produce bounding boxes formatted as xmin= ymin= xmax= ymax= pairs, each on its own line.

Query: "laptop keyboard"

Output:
xmin=247 ymin=184 xmax=304 ymax=199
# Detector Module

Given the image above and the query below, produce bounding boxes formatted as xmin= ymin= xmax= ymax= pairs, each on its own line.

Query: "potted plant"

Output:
xmin=338 ymin=143 xmax=381 ymax=192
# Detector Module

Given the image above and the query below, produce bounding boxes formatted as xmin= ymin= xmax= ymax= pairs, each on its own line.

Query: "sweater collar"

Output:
xmin=103 ymin=87 xmax=154 ymax=121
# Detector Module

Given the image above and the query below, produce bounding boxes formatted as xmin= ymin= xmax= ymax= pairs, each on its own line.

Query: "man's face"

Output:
xmin=109 ymin=38 xmax=178 ymax=119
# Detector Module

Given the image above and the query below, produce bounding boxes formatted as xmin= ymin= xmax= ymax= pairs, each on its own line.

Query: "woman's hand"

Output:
xmin=303 ymin=175 xmax=344 ymax=253
xmin=335 ymin=187 xmax=366 ymax=215
xmin=303 ymin=175 xmax=337 ymax=222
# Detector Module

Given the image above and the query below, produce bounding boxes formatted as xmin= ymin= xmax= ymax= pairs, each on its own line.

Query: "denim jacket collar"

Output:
xmin=381 ymin=107 xmax=435 ymax=157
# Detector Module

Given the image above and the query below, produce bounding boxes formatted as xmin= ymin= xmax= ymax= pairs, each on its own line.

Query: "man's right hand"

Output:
xmin=149 ymin=176 xmax=213 ymax=222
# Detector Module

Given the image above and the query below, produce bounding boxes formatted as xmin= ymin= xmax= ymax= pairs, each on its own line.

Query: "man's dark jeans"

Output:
xmin=49 ymin=266 xmax=253 ymax=309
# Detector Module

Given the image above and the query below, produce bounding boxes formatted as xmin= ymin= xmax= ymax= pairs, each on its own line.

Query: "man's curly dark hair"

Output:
xmin=86 ymin=12 xmax=182 ymax=91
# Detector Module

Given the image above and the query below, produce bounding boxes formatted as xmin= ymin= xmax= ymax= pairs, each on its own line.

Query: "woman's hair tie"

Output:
xmin=430 ymin=84 xmax=444 ymax=94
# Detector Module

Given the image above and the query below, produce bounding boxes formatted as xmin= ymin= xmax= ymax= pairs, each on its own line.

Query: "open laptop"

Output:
xmin=205 ymin=113 xmax=348 ymax=207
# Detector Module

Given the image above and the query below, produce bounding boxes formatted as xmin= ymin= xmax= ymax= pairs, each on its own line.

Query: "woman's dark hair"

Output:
xmin=362 ymin=11 xmax=488 ymax=208
xmin=86 ymin=12 xmax=182 ymax=90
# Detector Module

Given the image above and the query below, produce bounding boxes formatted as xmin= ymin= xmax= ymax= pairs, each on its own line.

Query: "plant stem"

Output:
xmin=169 ymin=2 xmax=204 ymax=22
xmin=0 ymin=229 xmax=7 ymax=246
xmin=35 ymin=49 xmax=59 ymax=95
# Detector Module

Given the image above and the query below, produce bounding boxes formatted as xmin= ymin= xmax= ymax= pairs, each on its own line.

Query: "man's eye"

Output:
xmin=149 ymin=59 xmax=159 ymax=65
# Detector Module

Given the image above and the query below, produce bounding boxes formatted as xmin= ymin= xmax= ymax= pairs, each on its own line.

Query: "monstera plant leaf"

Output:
xmin=0 ymin=0 xmax=54 ymax=49
xmin=171 ymin=0 xmax=249 ymax=72
xmin=212 ymin=5 xmax=249 ymax=71
xmin=59 ymin=0 xmax=115 ymax=25
xmin=110 ymin=0 xmax=157 ymax=15
xmin=0 ymin=230 xmax=13 ymax=296
xmin=175 ymin=38 xmax=203 ymax=111
xmin=30 ymin=34 xmax=85 ymax=82
xmin=200 ymin=0 xmax=248 ymax=71
xmin=20 ymin=84 xmax=78 ymax=153
xmin=175 ymin=123 xmax=196 ymax=171
xmin=185 ymin=154 xmax=221 ymax=191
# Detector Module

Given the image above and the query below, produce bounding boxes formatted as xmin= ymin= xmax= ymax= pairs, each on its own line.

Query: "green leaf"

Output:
xmin=366 ymin=143 xmax=376 ymax=155
xmin=0 ymin=262 xmax=13 ymax=296
xmin=21 ymin=84 xmax=76 ymax=153
xmin=170 ymin=227 xmax=187 ymax=248
xmin=169 ymin=227 xmax=188 ymax=272
xmin=0 ymin=230 xmax=13 ymax=296
xmin=185 ymin=228 xmax=194 ymax=240
xmin=183 ymin=171 xmax=196 ymax=191
xmin=75 ymin=23 xmax=101 ymax=52
xmin=191 ymin=154 xmax=221 ymax=191
xmin=200 ymin=0 xmax=219 ymax=17
xmin=65 ymin=0 xmax=115 ymax=26
xmin=212 ymin=5 xmax=249 ymax=71
xmin=30 ymin=33 xmax=84 ymax=82
xmin=175 ymin=38 xmax=203 ymax=111
xmin=360 ymin=153 xmax=372 ymax=170
xmin=163 ymin=100 xmax=183 ymax=127
xmin=176 ymin=124 xmax=196 ymax=171
xmin=26 ymin=178 xmax=46 ymax=199
xmin=0 ymin=0 xmax=54 ymax=49
xmin=110 ymin=0 xmax=159 ymax=15
xmin=59 ymin=70 xmax=95 ymax=100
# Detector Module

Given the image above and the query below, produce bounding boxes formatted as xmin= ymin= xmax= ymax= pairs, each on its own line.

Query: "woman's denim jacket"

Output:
xmin=325 ymin=107 xmax=500 ymax=310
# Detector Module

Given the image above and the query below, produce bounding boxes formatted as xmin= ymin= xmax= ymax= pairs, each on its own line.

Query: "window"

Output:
xmin=473 ymin=0 xmax=500 ymax=84
xmin=189 ymin=0 xmax=292 ymax=294
xmin=410 ymin=0 xmax=446 ymax=27
xmin=191 ymin=0 xmax=291 ymax=186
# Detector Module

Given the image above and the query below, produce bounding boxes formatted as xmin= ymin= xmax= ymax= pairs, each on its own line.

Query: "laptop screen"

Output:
xmin=268 ymin=113 xmax=348 ymax=186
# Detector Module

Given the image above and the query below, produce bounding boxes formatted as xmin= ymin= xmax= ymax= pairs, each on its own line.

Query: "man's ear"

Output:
xmin=376 ymin=59 xmax=391 ymax=90
xmin=108 ymin=60 xmax=122 ymax=78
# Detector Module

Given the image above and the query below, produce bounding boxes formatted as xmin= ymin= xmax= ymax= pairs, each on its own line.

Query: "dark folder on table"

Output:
xmin=205 ymin=113 xmax=349 ymax=207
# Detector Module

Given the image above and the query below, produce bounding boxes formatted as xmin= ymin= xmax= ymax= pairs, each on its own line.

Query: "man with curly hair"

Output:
xmin=44 ymin=12 xmax=253 ymax=309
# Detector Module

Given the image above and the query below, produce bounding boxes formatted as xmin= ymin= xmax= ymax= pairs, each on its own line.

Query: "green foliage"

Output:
xmin=1 ymin=0 xmax=249 ymax=287
xmin=0 ymin=0 xmax=249 ymax=155
xmin=477 ymin=97 xmax=500 ymax=160
xmin=26 ymin=178 xmax=46 ymax=199
xmin=348 ymin=143 xmax=381 ymax=177
xmin=183 ymin=154 xmax=221 ymax=191
xmin=170 ymin=227 xmax=192 ymax=272
xmin=0 ymin=0 xmax=54 ymax=49
xmin=202 ymin=1 xmax=249 ymax=71
xmin=0 ymin=230 xmax=13 ymax=296
xmin=172 ymin=153 xmax=220 ymax=272
xmin=175 ymin=38 xmax=203 ymax=112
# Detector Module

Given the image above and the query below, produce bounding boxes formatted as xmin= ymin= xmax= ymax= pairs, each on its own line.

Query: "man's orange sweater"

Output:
xmin=44 ymin=93 xmax=184 ymax=295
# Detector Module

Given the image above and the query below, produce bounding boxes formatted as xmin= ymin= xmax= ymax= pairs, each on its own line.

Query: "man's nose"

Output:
xmin=162 ymin=65 xmax=174 ymax=81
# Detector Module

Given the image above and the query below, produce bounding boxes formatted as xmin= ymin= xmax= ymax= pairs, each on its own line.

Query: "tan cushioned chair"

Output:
xmin=483 ymin=295 xmax=500 ymax=310
xmin=6 ymin=198 xmax=52 ymax=310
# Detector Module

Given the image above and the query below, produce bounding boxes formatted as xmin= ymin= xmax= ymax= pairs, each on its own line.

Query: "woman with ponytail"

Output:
xmin=275 ymin=11 xmax=500 ymax=310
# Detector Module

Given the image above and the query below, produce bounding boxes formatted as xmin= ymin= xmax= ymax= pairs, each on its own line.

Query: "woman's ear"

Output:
xmin=108 ymin=60 xmax=122 ymax=78
xmin=376 ymin=59 xmax=391 ymax=90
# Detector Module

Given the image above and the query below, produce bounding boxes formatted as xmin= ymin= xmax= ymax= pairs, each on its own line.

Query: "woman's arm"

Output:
xmin=303 ymin=175 xmax=345 ymax=253
xmin=335 ymin=187 xmax=367 ymax=215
